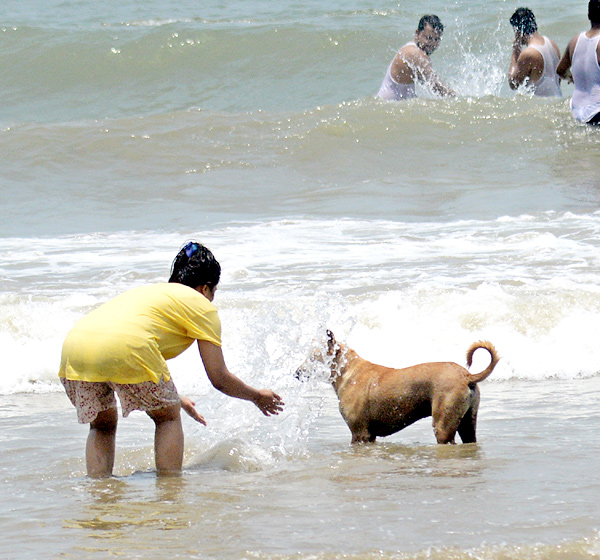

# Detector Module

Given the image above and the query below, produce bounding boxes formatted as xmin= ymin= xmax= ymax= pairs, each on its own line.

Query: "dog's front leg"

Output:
xmin=351 ymin=432 xmax=375 ymax=444
xmin=349 ymin=422 xmax=376 ymax=444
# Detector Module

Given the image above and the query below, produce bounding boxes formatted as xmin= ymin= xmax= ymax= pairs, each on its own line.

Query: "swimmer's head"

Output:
xmin=169 ymin=241 xmax=221 ymax=293
xmin=589 ymin=0 xmax=600 ymax=24
xmin=417 ymin=15 xmax=444 ymax=34
xmin=510 ymin=8 xmax=538 ymax=36
xmin=415 ymin=15 xmax=444 ymax=55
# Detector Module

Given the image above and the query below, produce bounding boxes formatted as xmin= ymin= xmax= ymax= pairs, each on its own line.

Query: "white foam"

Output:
xmin=2 ymin=213 xmax=600 ymax=396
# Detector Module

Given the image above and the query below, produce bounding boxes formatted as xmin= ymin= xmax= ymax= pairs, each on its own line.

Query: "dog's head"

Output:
xmin=295 ymin=330 xmax=342 ymax=383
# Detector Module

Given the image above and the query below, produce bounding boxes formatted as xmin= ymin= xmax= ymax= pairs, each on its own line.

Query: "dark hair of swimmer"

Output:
xmin=510 ymin=7 xmax=538 ymax=35
xmin=589 ymin=0 xmax=600 ymax=24
xmin=169 ymin=241 xmax=221 ymax=289
xmin=417 ymin=15 xmax=444 ymax=34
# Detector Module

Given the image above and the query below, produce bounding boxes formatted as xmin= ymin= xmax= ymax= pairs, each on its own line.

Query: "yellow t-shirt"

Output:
xmin=58 ymin=283 xmax=222 ymax=384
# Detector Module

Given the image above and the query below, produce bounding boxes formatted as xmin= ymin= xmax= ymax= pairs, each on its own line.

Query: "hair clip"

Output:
xmin=184 ymin=242 xmax=199 ymax=258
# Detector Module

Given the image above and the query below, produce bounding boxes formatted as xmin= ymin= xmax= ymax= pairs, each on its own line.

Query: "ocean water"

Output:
xmin=2 ymin=0 xmax=600 ymax=558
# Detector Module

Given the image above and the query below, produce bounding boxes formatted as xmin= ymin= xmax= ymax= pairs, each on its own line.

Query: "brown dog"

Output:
xmin=297 ymin=331 xmax=499 ymax=444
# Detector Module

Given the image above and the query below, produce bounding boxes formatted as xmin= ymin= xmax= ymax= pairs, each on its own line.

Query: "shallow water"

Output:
xmin=3 ymin=377 xmax=600 ymax=559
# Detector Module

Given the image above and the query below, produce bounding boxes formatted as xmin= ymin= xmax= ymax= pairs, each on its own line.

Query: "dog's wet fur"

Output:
xmin=296 ymin=331 xmax=499 ymax=444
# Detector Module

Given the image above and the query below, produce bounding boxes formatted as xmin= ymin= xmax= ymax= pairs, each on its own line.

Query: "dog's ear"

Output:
xmin=326 ymin=330 xmax=336 ymax=353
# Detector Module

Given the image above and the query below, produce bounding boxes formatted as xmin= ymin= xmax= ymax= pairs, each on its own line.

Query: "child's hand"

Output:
xmin=253 ymin=390 xmax=284 ymax=416
xmin=180 ymin=396 xmax=207 ymax=425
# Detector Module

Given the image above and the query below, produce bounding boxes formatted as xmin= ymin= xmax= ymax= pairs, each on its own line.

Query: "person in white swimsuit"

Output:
xmin=377 ymin=15 xmax=455 ymax=101
xmin=508 ymin=8 xmax=562 ymax=97
xmin=557 ymin=0 xmax=600 ymax=124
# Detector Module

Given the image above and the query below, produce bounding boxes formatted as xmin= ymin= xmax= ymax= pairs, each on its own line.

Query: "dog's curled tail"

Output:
xmin=466 ymin=341 xmax=500 ymax=384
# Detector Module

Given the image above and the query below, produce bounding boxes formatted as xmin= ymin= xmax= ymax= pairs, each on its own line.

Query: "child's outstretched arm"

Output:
xmin=197 ymin=340 xmax=284 ymax=416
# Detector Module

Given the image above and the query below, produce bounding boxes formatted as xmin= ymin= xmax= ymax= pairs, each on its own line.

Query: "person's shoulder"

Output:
xmin=399 ymin=42 xmax=420 ymax=55
xmin=572 ymin=32 xmax=584 ymax=43
xmin=148 ymin=282 xmax=202 ymax=300
xmin=545 ymin=36 xmax=561 ymax=52
xmin=157 ymin=283 xmax=219 ymax=313
xmin=399 ymin=41 xmax=418 ymax=52
xmin=157 ymin=282 xmax=192 ymax=292
xmin=159 ymin=282 xmax=203 ymax=297
xmin=397 ymin=42 xmax=427 ymax=64
xmin=136 ymin=282 xmax=186 ymax=296
xmin=561 ymin=32 xmax=590 ymax=59
xmin=570 ymin=33 xmax=584 ymax=49
xmin=519 ymin=45 xmax=542 ymax=64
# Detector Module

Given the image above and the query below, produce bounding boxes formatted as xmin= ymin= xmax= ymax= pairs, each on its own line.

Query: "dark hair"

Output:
xmin=417 ymin=15 xmax=444 ymax=33
xmin=510 ymin=8 xmax=537 ymax=35
xmin=169 ymin=241 xmax=221 ymax=289
xmin=590 ymin=0 xmax=600 ymax=24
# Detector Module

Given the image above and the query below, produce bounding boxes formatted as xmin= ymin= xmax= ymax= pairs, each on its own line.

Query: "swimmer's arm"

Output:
xmin=428 ymin=75 xmax=456 ymax=97
xmin=557 ymin=37 xmax=576 ymax=83
xmin=197 ymin=340 xmax=284 ymax=416
xmin=408 ymin=49 xmax=455 ymax=97
xmin=509 ymin=48 xmax=536 ymax=89
xmin=508 ymin=39 xmax=524 ymax=88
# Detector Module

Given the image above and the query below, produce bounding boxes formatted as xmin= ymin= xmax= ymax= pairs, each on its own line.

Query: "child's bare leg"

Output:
xmin=86 ymin=408 xmax=118 ymax=478
xmin=147 ymin=404 xmax=183 ymax=476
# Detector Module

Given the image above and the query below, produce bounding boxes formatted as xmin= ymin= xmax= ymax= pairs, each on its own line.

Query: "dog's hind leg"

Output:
xmin=432 ymin=392 xmax=471 ymax=444
xmin=457 ymin=387 xmax=480 ymax=444
xmin=457 ymin=408 xmax=477 ymax=443
xmin=432 ymin=411 xmax=459 ymax=444
xmin=432 ymin=422 xmax=458 ymax=444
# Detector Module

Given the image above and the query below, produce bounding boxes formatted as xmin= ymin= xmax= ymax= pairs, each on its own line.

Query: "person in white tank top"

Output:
xmin=557 ymin=0 xmax=600 ymax=124
xmin=377 ymin=42 xmax=418 ymax=100
xmin=377 ymin=15 xmax=455 ymax=101
xmin=508 ymin=8 xmax=562 ymax=97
